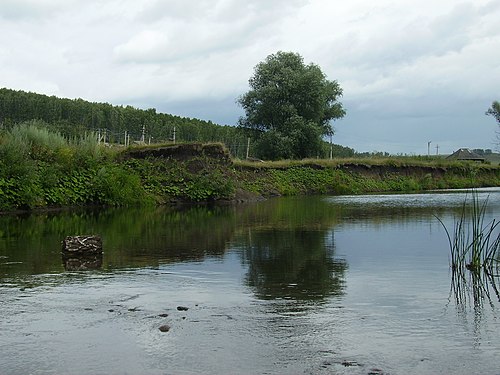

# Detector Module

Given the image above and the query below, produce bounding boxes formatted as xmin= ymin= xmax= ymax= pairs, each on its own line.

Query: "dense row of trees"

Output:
xmin=0 ymin=69 xmax=354 ymax=160
xmin=0 ymin=87 xmax=250 ymax=157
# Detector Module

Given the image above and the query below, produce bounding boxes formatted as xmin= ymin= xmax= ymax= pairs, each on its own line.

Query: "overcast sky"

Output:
xmin=1 ymin=0 xmax=499 ymax=154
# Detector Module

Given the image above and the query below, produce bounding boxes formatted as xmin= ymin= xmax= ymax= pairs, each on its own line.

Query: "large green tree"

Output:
xmin=486 ymin=101 xmax=500 ymax=148
xmin=237 ymin=51 xmax=345 ymax=160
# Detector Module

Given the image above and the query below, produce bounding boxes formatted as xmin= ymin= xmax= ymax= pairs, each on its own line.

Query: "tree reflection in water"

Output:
xmin=242 ymin=229 xmax=347 ymax=301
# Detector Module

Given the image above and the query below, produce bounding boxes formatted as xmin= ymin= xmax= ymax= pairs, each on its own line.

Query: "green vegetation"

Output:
xmin=437 ymin=190 xmax=499 ymax=273
xmin=0 ymin=121 xmax=150 ymax=210
xmin=124 ymin=155 xmax=235 ymax=203
xmin=436 ymin=189 xmax=500 ymax=307
xmin=0 ymin=87 xmax=357 ymax=160
xmin=0 ymin=122 xmax=239 ymax=210
xmin=237 ymin=51 xmax=345 ymax=160
xmin=0 ymin=123 xmax=499 ymax=212
xmin=486 ymin=100 xmax=500 ymax=124
xmin=234 ymin=159 xmax=500 ymax=197
xmin=486 ymin=100 xmax=500 ymax=149
xmin=0 ymin=87 xmax=249 ymax=157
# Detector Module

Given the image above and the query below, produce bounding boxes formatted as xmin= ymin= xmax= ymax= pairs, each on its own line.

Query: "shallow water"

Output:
xmin=1 ymin=188 xmax=499 ymax=374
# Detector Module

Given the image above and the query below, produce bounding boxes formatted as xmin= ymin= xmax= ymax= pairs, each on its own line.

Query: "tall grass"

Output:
xmin=0 ymin=120 xmax=104 ymax=167
xmin=0 ymin=121 xmax=147 ymax=209
xmin=437 ymin=190 xmax=500 ymax=273
xmin=437 ymin=190 xmax=500 ymax=308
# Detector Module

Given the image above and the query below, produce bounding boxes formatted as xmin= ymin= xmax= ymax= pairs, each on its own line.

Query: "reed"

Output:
xmin=437 ymin=190 xmax=500 ymax=274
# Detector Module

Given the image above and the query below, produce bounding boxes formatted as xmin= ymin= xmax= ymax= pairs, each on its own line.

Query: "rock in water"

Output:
xmin=159 ymin=325 xmax=170 ymax=332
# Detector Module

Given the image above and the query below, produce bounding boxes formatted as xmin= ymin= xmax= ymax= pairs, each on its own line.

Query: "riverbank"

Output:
xmin=1 ymin=139 xmax=499 ymax=212
xmin=233 ymin=158 xmax=500 ymax=198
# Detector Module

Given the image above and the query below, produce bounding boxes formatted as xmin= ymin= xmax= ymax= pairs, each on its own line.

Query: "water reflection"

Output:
xmin=241 ymin=229 xmax=346 ymax=300
xmin=62 ymin=253 xmax=103 ymax=271
xmin=0 ymin=198 xmax=349 ymax=302
xmin=1 ymin=190 xmax=500 ymax=374
xmin=0 ymin=205 xmax=238 ymax=275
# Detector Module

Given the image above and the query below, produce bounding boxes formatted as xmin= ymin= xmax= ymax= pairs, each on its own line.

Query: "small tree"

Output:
xmin=486 ymin=101 xmax=500 ymax=149
xmin=238 ymin=51 xmax=345 ymax=160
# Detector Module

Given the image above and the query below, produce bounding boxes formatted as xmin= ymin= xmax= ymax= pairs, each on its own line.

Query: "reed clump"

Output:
xmin=437 ymin=190 xmax=500 ymax=274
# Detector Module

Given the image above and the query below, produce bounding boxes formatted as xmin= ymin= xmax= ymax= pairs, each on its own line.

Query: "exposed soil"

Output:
xmin=124 ymin=143 xmax=232 ymax=166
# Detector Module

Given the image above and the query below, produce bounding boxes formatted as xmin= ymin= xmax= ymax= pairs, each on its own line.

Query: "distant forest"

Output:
xmin=0 ymin=88 xmax=355 ymax=159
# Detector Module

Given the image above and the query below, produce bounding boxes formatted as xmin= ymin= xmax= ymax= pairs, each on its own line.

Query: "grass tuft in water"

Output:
xmin=436 ymin=189 xmax=500 ymax=274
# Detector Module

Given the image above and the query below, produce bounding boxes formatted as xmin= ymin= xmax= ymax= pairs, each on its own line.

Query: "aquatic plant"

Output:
xmin=437 ymin=190 xmax=500 ymax=274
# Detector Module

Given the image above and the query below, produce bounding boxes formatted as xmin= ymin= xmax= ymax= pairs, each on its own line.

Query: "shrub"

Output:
xmin=91 ymin=164 xmax=150 ymax=206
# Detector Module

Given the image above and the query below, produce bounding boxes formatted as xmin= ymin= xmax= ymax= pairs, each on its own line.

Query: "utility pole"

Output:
xmin=427 ymin=141 xmax=432 ymax=156
xmin=246 ymin=137 xmax=250 ymax=159
xmin=436 ymin=144 xmax=440 ymax=155
xmin=124 ymin=130 xmax=128 ymax=146
xmin=173 ymin=126 xmax=176 ymax=144
xmin=141 ymin=124 xmax=145 ymax=143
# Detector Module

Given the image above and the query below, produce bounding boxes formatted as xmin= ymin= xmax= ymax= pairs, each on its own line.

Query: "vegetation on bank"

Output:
xmin=1 ymin=123 xmax=499 ymax=212
xmin=235 ymin=162 xmax=499 ymax=197
xmin=0 ymin=87 xmax=355 ymax=160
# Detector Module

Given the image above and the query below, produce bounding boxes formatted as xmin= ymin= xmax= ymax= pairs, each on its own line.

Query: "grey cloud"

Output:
xmin=0 ymin=0 xmax=75 ymax=19
xmin=139 ymin=0 xmax=306 ymax=23
xmin=114 ymin=0 xmax=307 ymax=63
xmin=333 ymin=1 xmax=493 ymax=73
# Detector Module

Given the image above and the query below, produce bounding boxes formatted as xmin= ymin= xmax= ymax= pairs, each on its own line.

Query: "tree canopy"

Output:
xmin=0 ymin=88 xmax=248 ymax=157
xmin=486 ymin=101 xmax=500 ymax=124
xmin=486 ymin=101 xmax=500 ymax=148
xmin=237 ymin=51 xmax=345 ymax=160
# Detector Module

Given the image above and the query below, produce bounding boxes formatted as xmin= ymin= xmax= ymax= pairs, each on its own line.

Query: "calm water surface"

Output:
xmin=1 ymin=188 xmax=499 ymax=375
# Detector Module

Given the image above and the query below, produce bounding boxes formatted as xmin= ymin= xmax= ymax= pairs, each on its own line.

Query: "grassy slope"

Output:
xmin=1 ymin=134 xmax=499 ymax=211
xmin=232 ymin=157 xmax=500 ymax=198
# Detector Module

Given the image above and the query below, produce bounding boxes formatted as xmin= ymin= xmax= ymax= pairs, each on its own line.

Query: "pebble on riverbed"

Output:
xmin=177 ymin=306 xmax=189 ymax=311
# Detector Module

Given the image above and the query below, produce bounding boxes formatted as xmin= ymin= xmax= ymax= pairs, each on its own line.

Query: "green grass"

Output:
xmin=234 ymin=155 xmax=500 ymax=170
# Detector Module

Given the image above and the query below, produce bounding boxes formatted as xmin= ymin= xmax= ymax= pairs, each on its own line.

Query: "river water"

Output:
xmin=1 ymin=188 xmax=499 ymax=375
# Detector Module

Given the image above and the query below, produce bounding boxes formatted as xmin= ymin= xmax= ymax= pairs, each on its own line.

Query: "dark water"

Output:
xmin=1 ymin=188 xmax=499 ymax=375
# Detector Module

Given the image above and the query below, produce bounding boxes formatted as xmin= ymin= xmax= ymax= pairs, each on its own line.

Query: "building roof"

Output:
xmin=446 ymin=148 xmax=485 ymax=161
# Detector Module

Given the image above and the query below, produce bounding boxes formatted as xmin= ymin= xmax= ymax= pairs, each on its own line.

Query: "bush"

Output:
xmin=91 ymin=164 xmax=151 ymax=206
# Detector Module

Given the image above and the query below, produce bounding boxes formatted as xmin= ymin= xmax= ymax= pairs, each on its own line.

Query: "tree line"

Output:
xmin=0 ymin=85 xmax=355 ymax=159
xmin=0 ymin=87 xmax=252 ymax=156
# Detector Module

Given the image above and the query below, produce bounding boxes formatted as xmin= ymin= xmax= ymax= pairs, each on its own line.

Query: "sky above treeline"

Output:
xmin=0 ymin=0 xmax=499 ymax=154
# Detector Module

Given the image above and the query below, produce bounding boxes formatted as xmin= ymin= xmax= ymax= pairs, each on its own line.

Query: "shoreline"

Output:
xmin=1 ymin=144 xmax=499 ymax=214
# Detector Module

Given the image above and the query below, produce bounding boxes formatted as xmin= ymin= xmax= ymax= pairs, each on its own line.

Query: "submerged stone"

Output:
xmin=159 ymin=325 xmax=170 ymax=332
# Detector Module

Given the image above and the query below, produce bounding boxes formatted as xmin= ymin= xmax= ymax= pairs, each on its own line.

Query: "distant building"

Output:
xmin=446 ymin=148 xmax=485 ymax=162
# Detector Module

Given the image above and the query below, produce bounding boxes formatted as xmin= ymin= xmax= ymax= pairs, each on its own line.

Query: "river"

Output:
xmin=1 ymin=188 xmax=499 ymax=374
